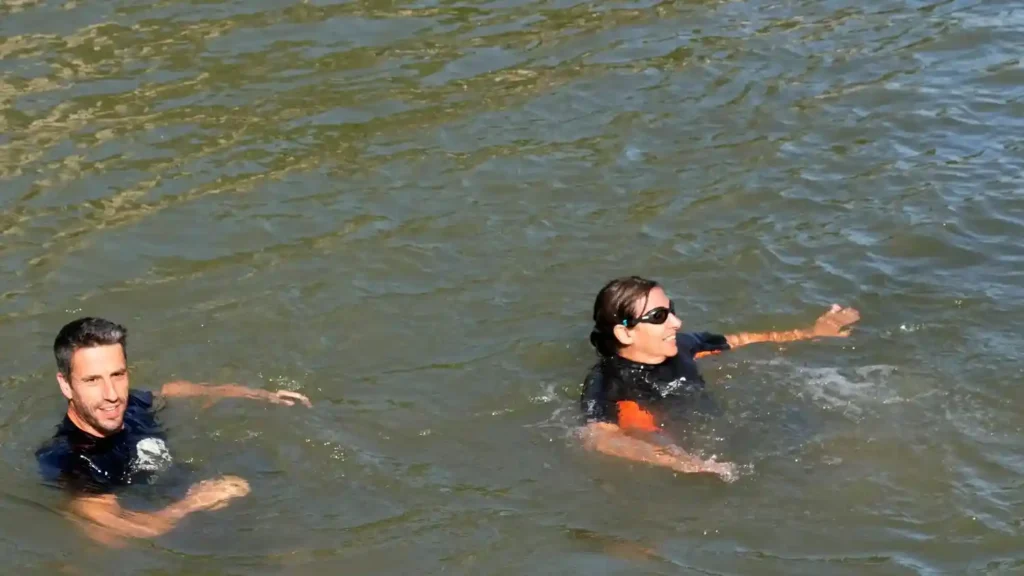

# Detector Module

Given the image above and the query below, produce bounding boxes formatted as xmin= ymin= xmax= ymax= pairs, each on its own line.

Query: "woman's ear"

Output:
xmin=612 ymin=324 xmax=634 ymax=347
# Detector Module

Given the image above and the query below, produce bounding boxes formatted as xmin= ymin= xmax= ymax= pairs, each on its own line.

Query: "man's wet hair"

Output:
xmin=589 ymin=276 xmax=659 ymax=357
xmin=54 ymin=317 xmax=128 ymax=378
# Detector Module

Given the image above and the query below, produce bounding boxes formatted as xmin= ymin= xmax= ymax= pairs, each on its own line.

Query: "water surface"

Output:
xmin=2 ymin=0 xmax=1023 ymax=573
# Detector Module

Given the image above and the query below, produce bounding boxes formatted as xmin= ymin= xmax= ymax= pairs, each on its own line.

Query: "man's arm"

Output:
xmin=160 ymin=381 xmax=312 ymax=407
xmin=725 ymin=304 xmax=860 ymax=349
xmin=68 ymin=475 xmax=250 ymax=546
xmin=579 ymin=422 xmax=736 ymax=481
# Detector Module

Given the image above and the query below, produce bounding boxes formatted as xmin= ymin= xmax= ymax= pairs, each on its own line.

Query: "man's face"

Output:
xmin=57 ymin=344 xmax=130 ymax=438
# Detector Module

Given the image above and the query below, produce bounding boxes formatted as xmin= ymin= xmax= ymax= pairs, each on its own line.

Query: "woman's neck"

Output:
xmin=616 ymin=348 xmax=668 ymax=365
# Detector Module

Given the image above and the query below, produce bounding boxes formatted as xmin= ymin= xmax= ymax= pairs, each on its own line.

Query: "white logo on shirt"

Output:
xmin=132 ymin=437 xmax=172 ymax=474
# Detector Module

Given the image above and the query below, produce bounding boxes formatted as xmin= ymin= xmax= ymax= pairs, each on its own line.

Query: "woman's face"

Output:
xmin=615 ymin=287 xmax=684 ymax=364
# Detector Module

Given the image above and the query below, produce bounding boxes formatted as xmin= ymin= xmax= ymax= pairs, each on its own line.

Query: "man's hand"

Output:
xmin=811 ymin=304 xmax=861 ymax=338
xmin=182 ymin=475 xmax=251 ymax=513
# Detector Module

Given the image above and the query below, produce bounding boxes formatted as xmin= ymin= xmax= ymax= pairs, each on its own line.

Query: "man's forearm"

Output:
xmin=70 ymin=494 xmax=192 ymax=541
xmin=69 ymin=475 xmax=249 ymax=545
xmin=161 ymin=381 xmax=261 ymax=400
xmin=160 ymin=381 xmax=311 ymax=407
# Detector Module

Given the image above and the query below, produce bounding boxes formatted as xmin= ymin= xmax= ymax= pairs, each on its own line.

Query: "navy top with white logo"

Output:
xmin=36 ymin=390 xmax=173 ymax=494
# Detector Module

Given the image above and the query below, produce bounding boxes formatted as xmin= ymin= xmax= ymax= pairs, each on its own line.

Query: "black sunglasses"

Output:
xmin=622 ymin=300 xmax=676 ymax=328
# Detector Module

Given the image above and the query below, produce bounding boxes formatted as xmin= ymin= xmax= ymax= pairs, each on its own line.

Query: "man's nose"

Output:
xmin=101 ymin=378 xmax=119 ymax=401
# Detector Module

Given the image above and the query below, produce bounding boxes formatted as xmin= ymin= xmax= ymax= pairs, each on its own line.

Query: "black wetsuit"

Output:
xmin=36 ymin=390 xmax=173 ymax=494
xmin=580 ymin=332 xmax=730 ymax=431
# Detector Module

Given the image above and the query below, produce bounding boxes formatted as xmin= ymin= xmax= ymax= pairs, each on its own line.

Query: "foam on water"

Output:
xmin=759 ymin=360 xmax=902 ymax=421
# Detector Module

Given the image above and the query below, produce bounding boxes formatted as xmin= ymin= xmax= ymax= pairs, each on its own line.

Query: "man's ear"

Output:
xmin=612 ymin=324 xmax=634 ymax=347
xmin=57 ymin=372 xmax=73 ymax=401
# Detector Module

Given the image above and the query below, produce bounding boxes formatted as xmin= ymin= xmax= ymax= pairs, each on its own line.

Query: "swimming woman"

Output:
xmin=580 ymin=276 xmax=860 ymax=481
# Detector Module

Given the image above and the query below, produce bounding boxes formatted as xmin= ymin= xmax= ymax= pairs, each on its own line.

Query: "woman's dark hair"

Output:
xmin=54 ymin=317 xmax=128 ymax=378
xmin=589 ymin=276 xmax=659 ymax=357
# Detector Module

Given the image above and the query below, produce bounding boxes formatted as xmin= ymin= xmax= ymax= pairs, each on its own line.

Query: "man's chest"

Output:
xmin=80 ymin=433 xmax=173 ymax=485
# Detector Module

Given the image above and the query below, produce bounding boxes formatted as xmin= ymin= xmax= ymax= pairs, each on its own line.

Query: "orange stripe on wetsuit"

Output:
xmin=615 ymin=350 xmax=722 ymax=431
xmin=615 ymin=400 xmax=659 ymax=432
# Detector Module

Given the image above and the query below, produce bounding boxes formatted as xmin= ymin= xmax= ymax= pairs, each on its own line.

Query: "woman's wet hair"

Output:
xmin=589 ymin=276 xmax=659 ymax=357
xmin=54 ymin=317 xmax=128 ymax=378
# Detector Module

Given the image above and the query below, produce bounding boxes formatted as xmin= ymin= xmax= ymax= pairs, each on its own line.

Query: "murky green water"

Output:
xmin=2 ymin=0 xmax=1023 ymax=573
